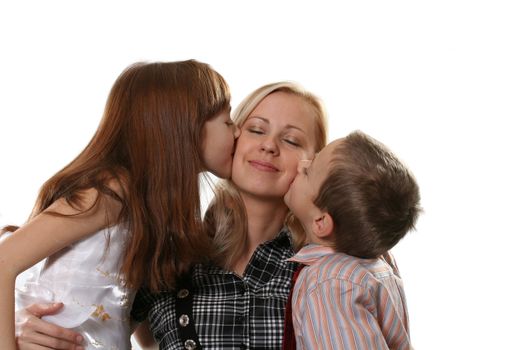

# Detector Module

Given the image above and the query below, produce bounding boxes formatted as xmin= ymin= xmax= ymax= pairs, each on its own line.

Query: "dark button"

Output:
xmin=177 ymin=288 xmax=190 ymax=298
xmin=184 ymin=339 xmax=197 ymax=350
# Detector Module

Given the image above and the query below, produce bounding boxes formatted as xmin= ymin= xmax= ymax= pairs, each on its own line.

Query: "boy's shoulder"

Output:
xmin=308 ymin=251 xmax=399 ymax=288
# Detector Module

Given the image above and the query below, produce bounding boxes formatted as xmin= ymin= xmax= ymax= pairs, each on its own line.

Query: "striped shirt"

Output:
xmin=288 ymin=244 xmax=411 ymax=350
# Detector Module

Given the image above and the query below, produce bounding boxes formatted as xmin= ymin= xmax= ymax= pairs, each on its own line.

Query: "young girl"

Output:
xmin=0 ymin=59 xmax=239 ymax=350
xmin=283 ymin=131 xmax=421 ymax=349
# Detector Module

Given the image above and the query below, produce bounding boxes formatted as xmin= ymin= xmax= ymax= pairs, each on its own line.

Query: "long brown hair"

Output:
xmin=15 ymin=60 xmax=230 ymax=291
xmin=315 ymin=131 xmax=422 ymax=258
xmin=205 ymin=82 xmax=328 ymax=269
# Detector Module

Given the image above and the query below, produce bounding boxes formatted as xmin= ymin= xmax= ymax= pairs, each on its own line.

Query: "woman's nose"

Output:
xmin=260 ymin=137 xmax=279 ymax=155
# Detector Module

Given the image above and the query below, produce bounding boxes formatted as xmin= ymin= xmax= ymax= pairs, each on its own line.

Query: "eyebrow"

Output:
xmin=249 ymin=116 xmax=306 ymax=134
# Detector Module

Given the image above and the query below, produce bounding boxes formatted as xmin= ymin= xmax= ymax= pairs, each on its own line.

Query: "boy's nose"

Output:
xmin=298 ymin=159 xmax=312 ymax=172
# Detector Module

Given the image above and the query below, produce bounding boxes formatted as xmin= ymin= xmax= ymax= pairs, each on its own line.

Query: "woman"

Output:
xmin=16 ymin=81 xmax=328 ymax=350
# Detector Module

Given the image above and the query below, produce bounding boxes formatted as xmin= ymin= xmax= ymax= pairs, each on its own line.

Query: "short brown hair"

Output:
xmin=315 ymin=131 xmax=421 ymax=258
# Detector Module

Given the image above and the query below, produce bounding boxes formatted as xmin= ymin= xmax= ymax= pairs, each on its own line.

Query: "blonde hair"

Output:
xmin=204 ymin=81 xmax=328 ymax=269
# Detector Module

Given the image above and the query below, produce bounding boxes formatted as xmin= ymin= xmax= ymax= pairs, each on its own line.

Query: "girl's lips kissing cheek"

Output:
xmin=248 ymin=160 xmax=279 ymax=172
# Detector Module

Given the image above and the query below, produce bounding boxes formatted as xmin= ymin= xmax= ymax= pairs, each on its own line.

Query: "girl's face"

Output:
xmin=201 ymin=108 xmax=240 ymax=179
xmin=232 ymin=92 xmax=318 ymax=200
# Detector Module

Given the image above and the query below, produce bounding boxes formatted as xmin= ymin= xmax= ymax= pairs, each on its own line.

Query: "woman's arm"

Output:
xmin=16 ymin=303 xmax=84 ymax=350
xmin=0 ymin=188 xmax=121 ymax=349
xmin=133 ymin=321 xmax=158 ymax=350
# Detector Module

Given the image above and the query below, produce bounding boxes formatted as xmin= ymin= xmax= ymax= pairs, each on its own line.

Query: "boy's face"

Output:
xmin=284 ymin=139 xmax=341 ymax=232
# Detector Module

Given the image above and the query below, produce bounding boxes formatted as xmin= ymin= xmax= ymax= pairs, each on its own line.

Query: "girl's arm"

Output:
xmin=0 ymin=188 xmax=121 ymax=350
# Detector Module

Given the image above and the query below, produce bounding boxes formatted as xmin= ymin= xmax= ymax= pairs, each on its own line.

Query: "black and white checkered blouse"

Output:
xmin=131 ymin=228 xmax=299 ymax=349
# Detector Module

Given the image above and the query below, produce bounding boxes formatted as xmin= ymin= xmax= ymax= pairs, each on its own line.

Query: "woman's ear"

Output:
xmin=312 ymin=211 xmax=334 ymax=239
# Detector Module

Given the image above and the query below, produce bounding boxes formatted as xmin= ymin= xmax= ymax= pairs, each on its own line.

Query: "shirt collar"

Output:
xmin=196 ymin=226 xmax=295 ymax=276
xmin=274 ymin=226 xmax=294 ymax=247
xmin=288 ymin=243 xmax=335 ymax=265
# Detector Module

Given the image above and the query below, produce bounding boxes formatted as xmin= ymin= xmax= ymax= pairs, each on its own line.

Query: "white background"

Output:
xmin=1 ymin=1 xmax=524 ymax=349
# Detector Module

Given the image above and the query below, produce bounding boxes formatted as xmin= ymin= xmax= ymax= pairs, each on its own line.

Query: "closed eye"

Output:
xmin=284 ymin=139 xmax=301 ymax=147
xmin=248 ymin=128 xmax=264 ymax=135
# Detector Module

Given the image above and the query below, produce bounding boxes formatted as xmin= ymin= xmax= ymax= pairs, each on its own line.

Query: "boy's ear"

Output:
xmin=312 ymin=211 xmax=334 ymax=239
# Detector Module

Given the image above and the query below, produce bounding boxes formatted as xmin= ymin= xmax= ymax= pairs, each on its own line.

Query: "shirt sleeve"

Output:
xmin=299 ymin=279 xmax=390 ymax=350
xmin=381 ymin=251 xmax=401 ymax=278
xmin=130 ymin=286 xmax=154 ymax=322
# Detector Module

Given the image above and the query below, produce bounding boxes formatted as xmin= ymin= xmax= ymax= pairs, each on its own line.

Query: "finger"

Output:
xmin=25 ymin=303 xmax=64 ymax=318
xmin=18 ymin=329 xmax=83 ymax=350
xmin=20 ymin=344 xmax=84 ymax=350
xmin=20 ymin=316 xmax=83 ymax=346
xmin=15 ymin=343 xmax=52 ymax=350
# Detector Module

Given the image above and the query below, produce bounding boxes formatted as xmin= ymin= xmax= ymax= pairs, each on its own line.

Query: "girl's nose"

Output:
xmin=233 ymin=124 xmax=241 ymax=139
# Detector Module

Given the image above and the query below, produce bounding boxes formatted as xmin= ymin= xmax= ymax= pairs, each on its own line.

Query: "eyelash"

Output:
xmin=302 ymin=167 xmax=308 ymax=175
xmin=247 ymin=127 xmax=302 ymax=147
xmin=248 ymin=128 xmax=263 ymax=134
xmin=285 ymin=139 xmax=300 ymax=147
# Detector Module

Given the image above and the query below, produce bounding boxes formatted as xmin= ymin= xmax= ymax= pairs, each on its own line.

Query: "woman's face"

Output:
xmin=232 ymin=91 xmax=318 ymax=200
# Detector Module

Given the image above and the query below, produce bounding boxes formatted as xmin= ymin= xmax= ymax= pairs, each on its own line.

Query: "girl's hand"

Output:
xmin=16 ymin=303 xmax=84 ymax=350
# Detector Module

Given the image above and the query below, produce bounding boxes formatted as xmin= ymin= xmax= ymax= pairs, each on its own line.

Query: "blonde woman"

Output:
xmin=134 ymin=82 xmax=328 ymax=350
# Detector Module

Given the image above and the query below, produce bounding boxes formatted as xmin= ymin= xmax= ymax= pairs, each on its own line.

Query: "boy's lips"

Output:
xmin=248 ymin=160 xmax=279 ymax=172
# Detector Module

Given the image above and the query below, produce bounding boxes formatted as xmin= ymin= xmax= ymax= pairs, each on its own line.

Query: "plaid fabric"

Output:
xmin=132 ymin=229 xmax=299 ymax=350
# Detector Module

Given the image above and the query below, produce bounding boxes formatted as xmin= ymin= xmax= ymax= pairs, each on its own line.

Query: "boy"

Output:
xmin=283 ymin=130 xmax=421 ymax=350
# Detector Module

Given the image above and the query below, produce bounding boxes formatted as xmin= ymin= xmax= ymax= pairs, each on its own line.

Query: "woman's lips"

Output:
xmin=249 ymin=160 xmax=279 ymax=172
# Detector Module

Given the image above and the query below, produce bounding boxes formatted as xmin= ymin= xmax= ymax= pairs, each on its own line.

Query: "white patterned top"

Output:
xmin=16 ymin=225 xmax=135 ymax=350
